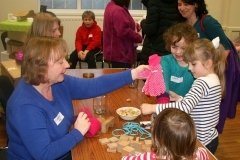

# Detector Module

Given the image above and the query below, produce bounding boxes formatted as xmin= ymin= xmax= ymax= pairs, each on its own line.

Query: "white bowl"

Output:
xmin=116 ymin=107 xmax=141 ymax=121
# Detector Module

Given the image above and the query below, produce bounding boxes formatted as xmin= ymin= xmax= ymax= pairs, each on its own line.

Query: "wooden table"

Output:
xmin=1 ymin=59 xmax=21 ymax=86
xmin=67 ymin=69 xmax=217 ymax=160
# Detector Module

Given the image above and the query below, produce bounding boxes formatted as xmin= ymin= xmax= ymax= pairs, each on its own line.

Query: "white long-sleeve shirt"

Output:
xmin=156 ymin=74 xmax=221 ymax=145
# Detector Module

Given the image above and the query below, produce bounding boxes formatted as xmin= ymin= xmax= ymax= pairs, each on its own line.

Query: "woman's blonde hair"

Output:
xmin=152 ymin=108 xmax=197 ymax=159
xmin=26 ymin=13 xmax=60 ymax=40
xmin=183 ymin=38 xmax=226 ymax=98
xmin=22 ymin=37 xmax=68 ymax=85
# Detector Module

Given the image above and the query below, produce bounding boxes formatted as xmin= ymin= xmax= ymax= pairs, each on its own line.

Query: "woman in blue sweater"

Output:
xmin=6 ymin=37 xmax=149 ymax=160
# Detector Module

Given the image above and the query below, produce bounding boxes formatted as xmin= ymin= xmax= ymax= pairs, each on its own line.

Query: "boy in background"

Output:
xmin=69 ymin=10 xmax=102 ymax=69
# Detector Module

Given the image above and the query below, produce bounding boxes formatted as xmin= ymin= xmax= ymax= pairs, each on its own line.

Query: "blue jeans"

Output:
xmin=206 ymin=136 xmax=219 ymax=154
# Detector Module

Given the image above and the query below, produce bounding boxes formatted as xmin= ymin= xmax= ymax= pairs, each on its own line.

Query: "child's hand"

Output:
xmin=81 ymin=50 xmax=89 ymax=60
xmin=78 ymin=51 xmax=83 ymax=59
xmin=140 ymin=103 xmax=156 ymax=115
xmin=169 ymin=91 xmax=181 ymax=101
xmin=74 ymin=112 xmax=91 ymax=135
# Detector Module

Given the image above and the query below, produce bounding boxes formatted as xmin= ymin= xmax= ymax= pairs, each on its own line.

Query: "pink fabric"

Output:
xmin=156 ymin=97 xmax=170 ymax=104
xmin=79 ymin=107 xmax=101 ymax=138
xmin=138 ymin=54 xmax=166 ymax=96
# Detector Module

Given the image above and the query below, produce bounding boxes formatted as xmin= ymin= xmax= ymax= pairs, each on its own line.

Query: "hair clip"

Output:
xmin=212 ymin=37 xmax=220 ymax=49
xmin=206 ymin=50 xmax=212 ymax=58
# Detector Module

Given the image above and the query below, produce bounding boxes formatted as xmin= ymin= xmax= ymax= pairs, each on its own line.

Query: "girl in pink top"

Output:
xmin=122 ymin=108 xmax=209 ymax=160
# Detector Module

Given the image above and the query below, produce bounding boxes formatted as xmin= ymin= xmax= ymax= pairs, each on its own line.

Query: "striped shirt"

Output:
xmin=122 ymin=147 xmax=209 ymax=160
xmin=156 ymin=74 xmax=221 ymax=145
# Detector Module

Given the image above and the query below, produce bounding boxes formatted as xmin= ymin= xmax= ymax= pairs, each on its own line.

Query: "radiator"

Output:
xmin=59 ymin=17 xmax=104 ymax=54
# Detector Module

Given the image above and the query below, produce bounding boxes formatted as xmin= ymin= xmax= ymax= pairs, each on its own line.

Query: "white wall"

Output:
xmin=0 ymin=0 xmax=38 ymax=21
xmin=0 ymin=0 xmax=239 ymax=52
xmin=0 ymin=0 xmax=38 ymax=51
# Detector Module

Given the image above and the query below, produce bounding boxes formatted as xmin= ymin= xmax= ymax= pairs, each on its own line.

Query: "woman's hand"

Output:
xmin=140 ymin=103 xmax=156 ymax=115
xmin=131 ymin=65 xmax=149 ymax=80
xmin=74 ymin=112 xmax=90 ymax=135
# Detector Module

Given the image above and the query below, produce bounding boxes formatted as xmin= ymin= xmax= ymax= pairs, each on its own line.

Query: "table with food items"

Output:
xmin=67 ymin=68 xmax=217 ymax=160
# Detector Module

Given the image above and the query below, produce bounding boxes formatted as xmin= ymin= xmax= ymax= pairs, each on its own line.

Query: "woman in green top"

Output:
xmin=177 ymin=0 xmax=230 ymax=56
xmin=178 ymin=0 xmax=240 ymax=134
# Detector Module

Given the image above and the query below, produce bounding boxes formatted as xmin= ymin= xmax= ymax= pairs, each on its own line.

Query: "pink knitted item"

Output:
xmin=138 ymin=54 xmax=166 ymax=96
xmin=79 ymin=107 xmax=101 ymax=138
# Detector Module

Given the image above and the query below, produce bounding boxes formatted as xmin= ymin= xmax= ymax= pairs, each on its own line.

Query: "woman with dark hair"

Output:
xmin=178 ymin=0 xmax=230 ymax=56
xmin=103 ymin=0 xmax=142 ymax=68
xmin=178 ymin=0 xmax=240 ymax=134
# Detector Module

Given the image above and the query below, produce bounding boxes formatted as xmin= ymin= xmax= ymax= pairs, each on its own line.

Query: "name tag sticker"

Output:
xmin=54 ymin=112 xmax=64 ymax=125
xmin=89 ymin=34 xmax=93 ymax=38
xmin=171 ymin=76 xmax=183 ymax=83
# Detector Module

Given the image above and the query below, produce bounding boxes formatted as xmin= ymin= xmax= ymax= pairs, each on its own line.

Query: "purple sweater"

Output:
xmin=6 ymin=70 xmax=133 ymax=160
xmin=103 ymin=0 xmax=142 ymax=64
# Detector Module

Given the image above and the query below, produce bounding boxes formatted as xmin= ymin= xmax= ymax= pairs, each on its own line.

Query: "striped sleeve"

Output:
xmin=156 ymin=78 xmax=209 ymax=114
xmin=195 ymin=147 xmax=210 ymax=160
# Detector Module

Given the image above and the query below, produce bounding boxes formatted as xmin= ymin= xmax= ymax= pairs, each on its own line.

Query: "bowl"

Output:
xmin=27 ymin=17 xmax=33 ymax=22
xmin=116 ymin=107 xmax=141 ymax=121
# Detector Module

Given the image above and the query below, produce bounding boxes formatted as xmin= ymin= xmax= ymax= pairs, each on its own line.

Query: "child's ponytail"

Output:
xmin=213 ymin=44 xmax=226 ymax=98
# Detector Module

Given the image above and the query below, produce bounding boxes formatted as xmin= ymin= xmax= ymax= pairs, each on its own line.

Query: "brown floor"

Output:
xmin=0 ymin=103 xmax=240 ymax=159
xmin=214 ymin=103 xmax=240 ymax=160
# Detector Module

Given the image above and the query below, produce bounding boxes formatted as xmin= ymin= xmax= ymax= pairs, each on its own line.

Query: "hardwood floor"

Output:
xmin=215 ymin=103 xmax=240 ymax=160
xmin=0 ymin=103 xmax=240 ymax=159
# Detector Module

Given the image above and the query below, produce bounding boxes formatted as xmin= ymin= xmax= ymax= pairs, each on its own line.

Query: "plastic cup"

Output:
xmin=129 ymin=79 xmax=138 ymax=88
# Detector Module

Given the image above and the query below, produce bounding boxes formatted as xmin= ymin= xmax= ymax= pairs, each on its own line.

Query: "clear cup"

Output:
xmin=129 ymin=79 xmax=138 ymax=88
xmin=8 ymin=13 xmax=13 ymax=20
xmin=93 ymin=95 xmax=107 ymax=114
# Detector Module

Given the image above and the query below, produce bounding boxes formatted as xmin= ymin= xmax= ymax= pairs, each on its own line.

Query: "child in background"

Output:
xmin=157 ymin=23 xmax=198 ymax=103
xmin=122 ymin=108 xmax=209 ymax=160
xmin=141 ymin=37 xmax=226 ymax=154
xmin=68 ymin=10 xmax=102 ymax=69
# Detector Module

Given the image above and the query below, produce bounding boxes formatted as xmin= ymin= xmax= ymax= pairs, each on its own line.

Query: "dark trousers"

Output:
xmin=68 ymin=47 xmax=101 ymax=69
xmin=206 ymin=136 xmax=219 ymax=154
xmin=111 ymin=61 xmax=132 ymax=69
xmin=1 ymin=32 xmax=8 ymax=50
xmin=0 ymin=75 xmax=14 ymax=114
